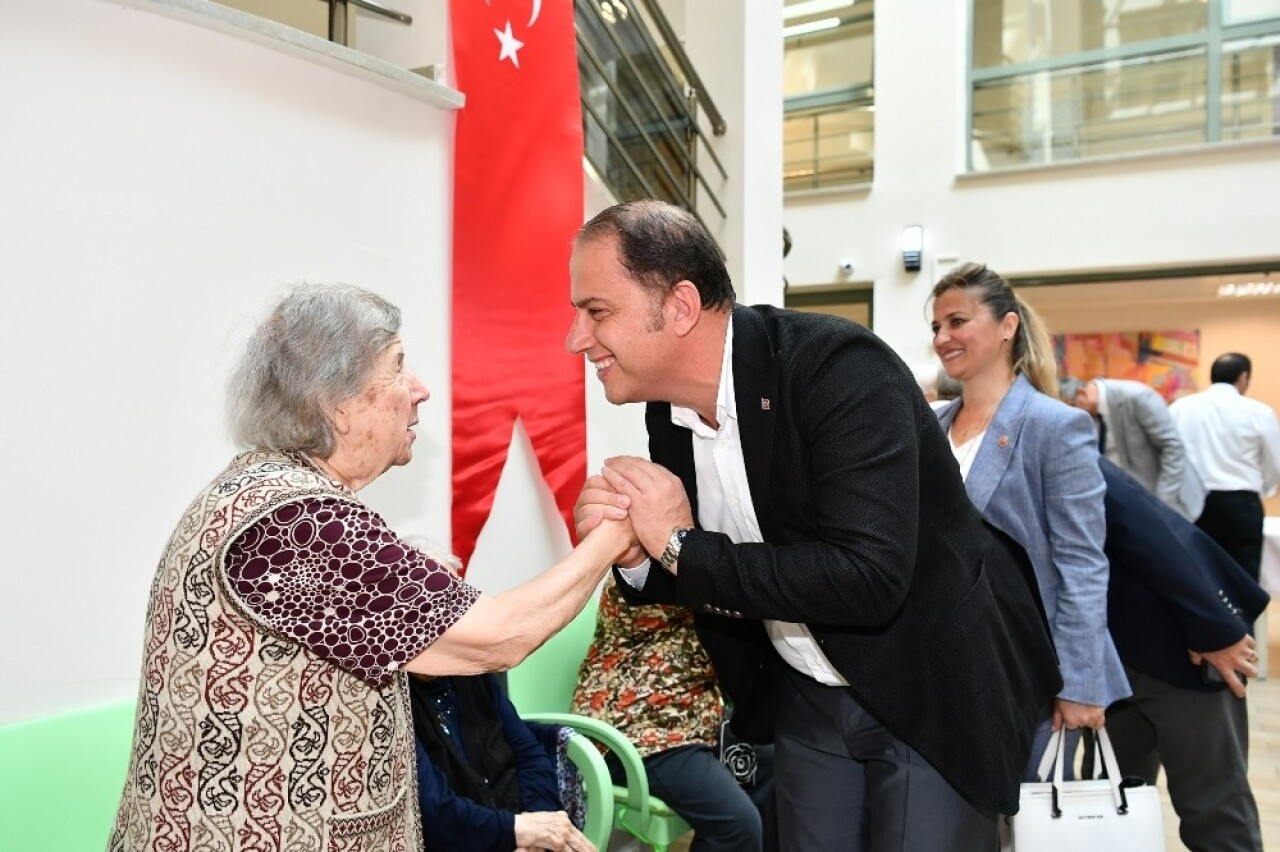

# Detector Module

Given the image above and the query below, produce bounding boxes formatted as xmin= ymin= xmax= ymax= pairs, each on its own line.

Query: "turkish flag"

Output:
xmin=449 ymin=0 xmax=586 ymax=569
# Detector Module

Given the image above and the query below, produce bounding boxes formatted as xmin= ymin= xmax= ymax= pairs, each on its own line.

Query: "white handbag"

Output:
xmin=1000 ymin=728 xmax=1165 ymax=851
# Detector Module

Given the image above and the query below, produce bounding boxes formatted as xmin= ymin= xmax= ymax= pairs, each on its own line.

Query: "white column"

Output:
xmin=682 ymin=1 xmax=784 ymax=308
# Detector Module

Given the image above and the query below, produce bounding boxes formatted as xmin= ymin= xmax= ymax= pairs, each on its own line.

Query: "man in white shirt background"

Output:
xmin=1170 ymin=352 xmax=1280 ymax=582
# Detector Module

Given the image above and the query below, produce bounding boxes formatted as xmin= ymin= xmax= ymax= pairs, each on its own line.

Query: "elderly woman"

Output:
xmin=108 ymin=284 xmax=626 ymax=852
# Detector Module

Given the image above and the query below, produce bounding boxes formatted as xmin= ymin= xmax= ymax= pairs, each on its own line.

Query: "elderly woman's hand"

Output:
xmin=586 ymin=514 xmax=642 ymax=569
xmin=575 ymin=475 xmax=645 ymax=568
xmin=513 ymin=810 xmax=596 ymax=852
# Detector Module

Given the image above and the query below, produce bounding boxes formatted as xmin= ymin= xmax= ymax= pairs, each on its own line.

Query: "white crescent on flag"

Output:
xmin=484 ymin=0 xmax=542 ymax=28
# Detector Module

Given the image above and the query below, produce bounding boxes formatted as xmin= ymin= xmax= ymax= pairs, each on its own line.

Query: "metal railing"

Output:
xmin=576 ymin=0 xmax=727 ymax=227
xmin=324 ymin=0 xmax=411 ymax=47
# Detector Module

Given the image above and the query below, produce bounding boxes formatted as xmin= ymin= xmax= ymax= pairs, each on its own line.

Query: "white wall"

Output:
xmin=782 ymin=0 xmax=1280 ymax=367
xmin=0 ymin=0 xmax=464 ymax=724
xmin=354 ymin=0 xmax=449 ymax=73
xmin=681 ymin=0 xmax=785 ymax=308
xmin=0 ymin=0 xmax=777 ymax=726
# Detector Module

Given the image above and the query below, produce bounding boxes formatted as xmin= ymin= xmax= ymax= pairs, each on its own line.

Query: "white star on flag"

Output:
xmin=494 ymin=19 xmax=524 ymax=68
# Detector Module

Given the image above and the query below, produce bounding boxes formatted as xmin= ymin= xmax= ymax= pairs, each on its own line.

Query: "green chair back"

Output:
xmin=0 ymin=700 xmax=134 ymax=852
xmin=507 ymin=592 xmax=600 ymax=715
xmin=510 ymin=591 xmax=694 ymax=851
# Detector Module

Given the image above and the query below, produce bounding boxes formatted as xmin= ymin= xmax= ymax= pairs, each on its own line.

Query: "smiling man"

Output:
xmin=566 ymin=200 xmax=1061 ymax=852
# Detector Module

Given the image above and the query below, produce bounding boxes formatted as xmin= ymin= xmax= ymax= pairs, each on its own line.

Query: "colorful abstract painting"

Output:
xmin=1054 ymin=330 xmax=1200 ymax=402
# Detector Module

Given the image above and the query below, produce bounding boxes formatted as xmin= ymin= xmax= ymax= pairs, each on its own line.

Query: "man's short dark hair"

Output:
xmin=577 ymin=200 xmax=736 ymax=310
xmin=1210 ymin=352 xmax=1252 ymax=385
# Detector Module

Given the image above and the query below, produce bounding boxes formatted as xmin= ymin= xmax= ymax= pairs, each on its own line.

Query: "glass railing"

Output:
xmin=576 ymin=0 xmax=727 ymax=226
xmin=973 ymin=49 xmax=1210 ymax=169
xmin=783 ymin=100 xmax=874 ymax=191
xmin=969 ymin=2 xmax=1280 ymax=171
xmin=1222 ymin=33 xmax=1280 ymax=140
xmin=782 ymin=6 xmax=875 ymax=192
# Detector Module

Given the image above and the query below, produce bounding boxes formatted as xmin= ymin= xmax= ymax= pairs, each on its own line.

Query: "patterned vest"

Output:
xmin=571 ymin=575 xmax=722 ymax=757
xmin=108 ymin=451 xmax=420 ymax=852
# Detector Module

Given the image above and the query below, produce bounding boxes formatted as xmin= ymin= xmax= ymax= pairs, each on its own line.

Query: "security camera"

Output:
xmin=838 ymin=257 xmax=856 ymax=276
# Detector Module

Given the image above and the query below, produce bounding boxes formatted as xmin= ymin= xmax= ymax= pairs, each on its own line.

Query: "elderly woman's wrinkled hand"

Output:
xmin=576 ymin=475 xmax=644 ymax=567
xmin=513 ymin=810 xmax=596 ymax=852
xmin=588 ymin=515 xmax=642 ymax=570
xmin=574 ymin=475 xmax=628 ymax=531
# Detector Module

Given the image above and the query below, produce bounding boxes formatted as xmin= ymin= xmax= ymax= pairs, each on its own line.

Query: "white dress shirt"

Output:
xmin=620 ymin=321 xmax=848 ymax=686
xmin=1170 ymin=382 xmax=1280 ymax=497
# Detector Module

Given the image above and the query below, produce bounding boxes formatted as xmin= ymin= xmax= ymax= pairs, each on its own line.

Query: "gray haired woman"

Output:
xmin=109 ymin=284 xmax=625 ymax=852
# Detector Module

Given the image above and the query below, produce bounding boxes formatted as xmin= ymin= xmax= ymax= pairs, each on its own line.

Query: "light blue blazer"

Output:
xmin=937 ymin=374 xmax=1130 ymax=707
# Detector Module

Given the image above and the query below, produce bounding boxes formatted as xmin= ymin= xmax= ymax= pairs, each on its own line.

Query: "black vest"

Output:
xmin=409 ymin=675 xmax=523 ymax=811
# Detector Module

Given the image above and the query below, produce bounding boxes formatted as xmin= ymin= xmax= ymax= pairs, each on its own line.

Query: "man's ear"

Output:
xmin=668 ymin=280 xmax=703 ymax=336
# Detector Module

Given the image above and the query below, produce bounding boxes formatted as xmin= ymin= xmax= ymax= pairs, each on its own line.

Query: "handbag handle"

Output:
xmin=1033 ymin=729 xmax=1062 ymax=783
xmin=1092 ymin=727 xmax=1131 ymax=815
xmin=1037 ymin=727 xmax=1129 ymax=817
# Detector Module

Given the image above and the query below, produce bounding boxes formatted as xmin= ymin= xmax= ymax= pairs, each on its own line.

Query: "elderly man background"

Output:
xmin=1063 ymin=376 xmax=1204 ymax=519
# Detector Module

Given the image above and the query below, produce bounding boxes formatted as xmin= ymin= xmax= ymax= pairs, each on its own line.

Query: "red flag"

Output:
xmin=449 ymin=0 xmax=586 ymax=569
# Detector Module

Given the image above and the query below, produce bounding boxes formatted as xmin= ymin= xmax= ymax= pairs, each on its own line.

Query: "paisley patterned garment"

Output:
xmin=108 ymin=451 xmax=479 ymax=852
xmin=570 ymin=575 xmax=722 ymax=757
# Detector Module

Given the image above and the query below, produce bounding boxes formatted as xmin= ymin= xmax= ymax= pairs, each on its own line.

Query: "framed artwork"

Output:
xmin=1054 ymin=329 xmax=1200 ymax=402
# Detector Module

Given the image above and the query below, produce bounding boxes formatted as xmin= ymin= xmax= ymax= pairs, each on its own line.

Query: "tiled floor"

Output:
xmin=626 ymin=603 xmax=1280 ymax=852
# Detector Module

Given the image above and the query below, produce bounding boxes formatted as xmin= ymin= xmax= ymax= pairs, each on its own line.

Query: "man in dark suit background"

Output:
xmin=1099 ymin=457 xmax=1266 ymax=851
xmin=565 ymin=200 xmax=1061 ymax=851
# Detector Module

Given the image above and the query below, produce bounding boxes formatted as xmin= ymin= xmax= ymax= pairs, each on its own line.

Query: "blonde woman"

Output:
xmin=931 ymin=262 xmax=1129 ymax=776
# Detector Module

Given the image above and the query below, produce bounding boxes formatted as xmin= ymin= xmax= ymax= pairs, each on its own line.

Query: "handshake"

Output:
xmin=573 ymin=456 xmax=696 ymax=574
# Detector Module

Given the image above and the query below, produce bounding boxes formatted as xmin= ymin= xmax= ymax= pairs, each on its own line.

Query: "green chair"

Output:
xmin=0 ymin=700 xmax=135 ymax=852
xmin=553 ymin=720 xmax=616 ymax=850
xmin=509 ymin=595 xmax=695 ymax=852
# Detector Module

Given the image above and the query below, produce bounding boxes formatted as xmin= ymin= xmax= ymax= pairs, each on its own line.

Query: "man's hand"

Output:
xmin=1052 ymin=698 xmax=1105 ymax=731
xmin=513 ymin=810 xmax=595 ymax=852
xmin=574 ymin=475 xmax=644 ymax=567
xmin=600 ymin=456 xmax=696 ymax=564
xmin=1190 ymin=635 xmax=1257 ymax=699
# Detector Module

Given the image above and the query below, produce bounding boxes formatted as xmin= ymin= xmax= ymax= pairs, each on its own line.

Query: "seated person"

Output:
xmin=404 ymin=543 xmax=594 ymax=852
xmin=1098 ymin=456 xmax=1267 ymax=851
xmin=409 ymin=672 xmax=593 ymax=852
xmin=571 ymin=575 xmax=775 ymax=852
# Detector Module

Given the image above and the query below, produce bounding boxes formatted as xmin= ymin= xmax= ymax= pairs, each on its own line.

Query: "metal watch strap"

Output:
xmin=659 ymin=526 xmax=693 ymax=571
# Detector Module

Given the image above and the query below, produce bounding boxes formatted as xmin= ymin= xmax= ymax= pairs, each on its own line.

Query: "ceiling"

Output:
xmin=1017 ymin=270 xmax=1280 ymax=311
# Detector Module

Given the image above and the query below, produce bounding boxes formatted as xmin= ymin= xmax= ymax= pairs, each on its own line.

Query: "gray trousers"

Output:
xmin=773 ymin=665 xmax=996 ymax=851
xmin=1106 ymin=667 xmax=1262 ymax=852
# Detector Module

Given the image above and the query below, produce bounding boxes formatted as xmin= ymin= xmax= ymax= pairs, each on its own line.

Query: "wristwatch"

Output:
xmin=659 ymin=526 xmax=694 ymax=572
